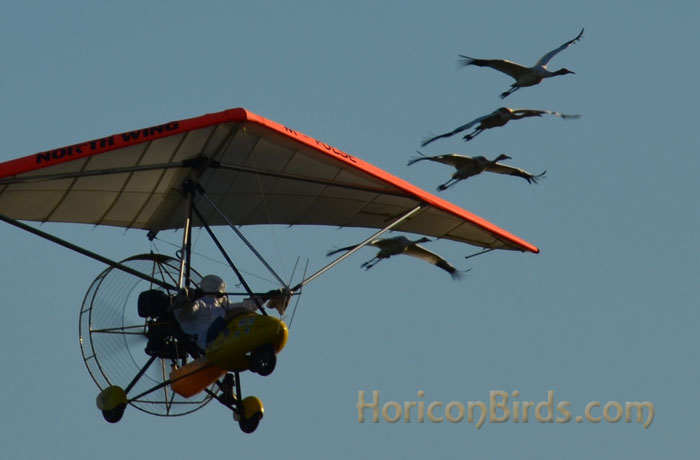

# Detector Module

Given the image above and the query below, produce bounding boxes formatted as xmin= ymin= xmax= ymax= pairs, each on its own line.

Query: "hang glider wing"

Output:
xmin=0 ymin=108 xmax=538 ymax=253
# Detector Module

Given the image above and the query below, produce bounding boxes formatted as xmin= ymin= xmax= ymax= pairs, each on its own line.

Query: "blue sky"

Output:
xmin=1 ymin=1 xmax=698 ymax=458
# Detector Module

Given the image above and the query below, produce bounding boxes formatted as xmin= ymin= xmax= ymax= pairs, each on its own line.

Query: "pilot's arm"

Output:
xmin=224 ymin=289 xmax=292 ymax=317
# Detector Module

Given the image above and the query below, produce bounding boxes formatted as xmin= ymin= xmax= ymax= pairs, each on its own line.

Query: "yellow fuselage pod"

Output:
xmin=205 ymin=313 xmax=288 ymax=372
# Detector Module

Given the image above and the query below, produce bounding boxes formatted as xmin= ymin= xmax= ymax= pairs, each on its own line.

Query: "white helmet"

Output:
xmin=200 ymin=274 xmax=226 ymax=295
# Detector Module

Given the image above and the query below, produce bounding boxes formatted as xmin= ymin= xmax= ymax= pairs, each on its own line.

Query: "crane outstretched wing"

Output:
xmin=512 ymin=109 xmax=580 ymax=120
xmin=536 ymin=28 xmax=584 ymax=66
xmin=421 ymin=115 xmax=488 ymax=147
xmin=407 ymin=152 xmax=466 ymax=168
xmin=487 ymin=163 xmax=547 ymax=183
xmin=458 ymin=56 xmax=529 ymax=79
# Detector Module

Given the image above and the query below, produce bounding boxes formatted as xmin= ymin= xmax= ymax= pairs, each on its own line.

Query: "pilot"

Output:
xmin=173 ymin=274 xmax=291 ymax=350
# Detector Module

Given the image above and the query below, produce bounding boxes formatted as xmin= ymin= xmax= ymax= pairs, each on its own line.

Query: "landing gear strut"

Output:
xmin=214 ymin=371 xmax=264 ymax=434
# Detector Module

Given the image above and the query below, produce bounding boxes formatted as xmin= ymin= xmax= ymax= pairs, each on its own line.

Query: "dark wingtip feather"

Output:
xmin=326 ymin=244 xmax=357 ymax=257
xmin=420 ymin=135 xmax=439 ymax=148
xmin=434 ymin=259 xmax=464 ymax=280
xmin=457 ymin=54 xmax=476 ymax=67
xmin=525 ymin=170 xmax=547 ymax=184
xmin=407 ymin=151 xmax=428 ymax=166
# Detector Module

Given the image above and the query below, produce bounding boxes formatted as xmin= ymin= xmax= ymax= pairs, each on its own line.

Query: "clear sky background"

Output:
xmin=1 ymin=1 xmax=698 ymax=458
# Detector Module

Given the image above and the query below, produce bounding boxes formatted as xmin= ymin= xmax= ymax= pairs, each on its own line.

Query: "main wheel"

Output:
xmin=239 ymin=413 xmax=262 ymax=433
xmin=102 ymin=403 xmax=126 ymax=423
xmin=79 ymin=253 xmax=214 ymax=417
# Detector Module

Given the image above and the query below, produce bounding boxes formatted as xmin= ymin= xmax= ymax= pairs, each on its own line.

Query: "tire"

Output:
xmin=238 ymin=412 xmax=262 ymax=434
xmin=250 ymin=346 xmax=276 ymax=376
xmin=102 ymin=403 xmax=126 ymax=423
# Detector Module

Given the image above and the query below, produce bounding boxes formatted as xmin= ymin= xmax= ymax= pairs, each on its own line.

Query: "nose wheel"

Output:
xmin=249 ymin=345 xmax=277 ymax=376
xmin=215 ymin=372 xmax=265 ymax=434
xmin=236 ymin=396 xmax=264 ymax=433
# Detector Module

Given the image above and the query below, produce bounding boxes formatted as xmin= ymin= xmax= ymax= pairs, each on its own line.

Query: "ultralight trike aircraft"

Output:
xmin=0 ymin=108 xmax=538 ymax=433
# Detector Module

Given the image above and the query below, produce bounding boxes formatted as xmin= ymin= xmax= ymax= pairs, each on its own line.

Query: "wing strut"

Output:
xmin=464 ymin=248 xmax=495 ymax=260
xmin=0 ymin=212 xmax=176 ymax=290
xmin=177 ymin=181 xmax=195 ymax=289
xmin=292 ymin=203 xmax=427 ymax=291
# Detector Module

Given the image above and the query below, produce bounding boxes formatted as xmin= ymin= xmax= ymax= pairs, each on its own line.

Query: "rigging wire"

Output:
xmin=249 ymin=148 xmax=287 ymax=285
xmin=151 ymin=236 xmax=277 ymax=286
xmin=195 ymin=184 xmax=287 ymax=288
